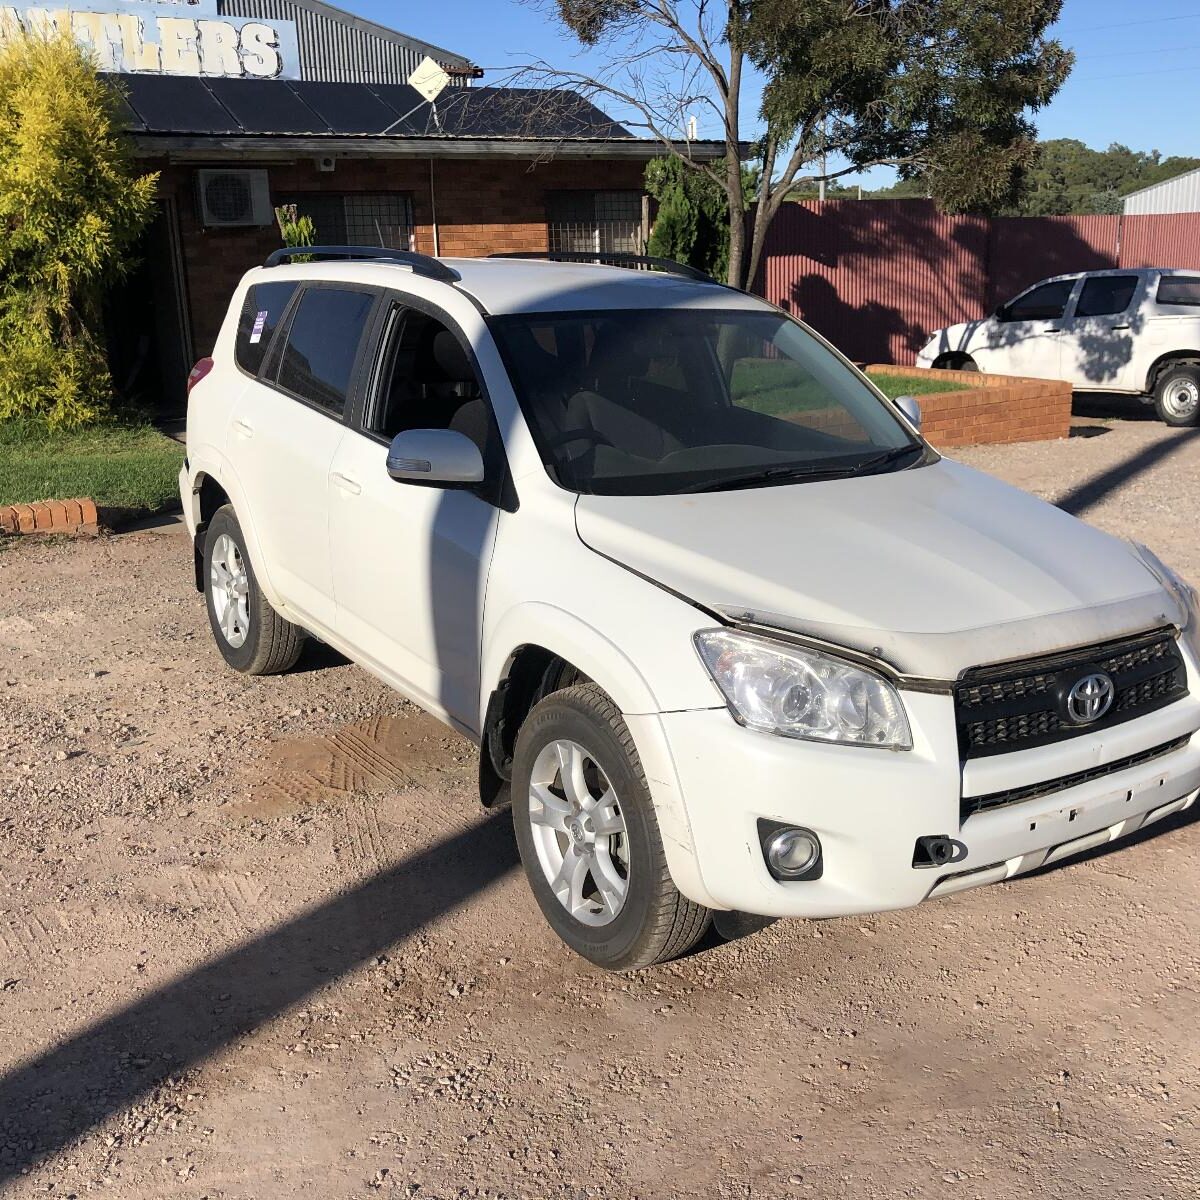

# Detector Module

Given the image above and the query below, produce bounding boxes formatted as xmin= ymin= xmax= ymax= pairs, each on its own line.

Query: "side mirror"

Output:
xmin=993 ymin=303 xmax=1009 ymax=321
xmin=894 ymin=394 xmax=922 ymax=431
xmin=386 ymin=429 xmax=484 ymax=487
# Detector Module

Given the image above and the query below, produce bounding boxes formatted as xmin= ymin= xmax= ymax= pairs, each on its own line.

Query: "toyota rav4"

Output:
xmin=180 ymin=247 xmax=1200 ymax=971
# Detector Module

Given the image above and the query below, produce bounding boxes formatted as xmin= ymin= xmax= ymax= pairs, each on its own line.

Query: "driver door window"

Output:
xmin=986 ymin=278 xmax=1076 ymax=380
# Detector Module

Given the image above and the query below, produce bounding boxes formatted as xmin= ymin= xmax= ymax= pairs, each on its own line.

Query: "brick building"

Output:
xmin=90 ymin=0 xmax=724 ymax=409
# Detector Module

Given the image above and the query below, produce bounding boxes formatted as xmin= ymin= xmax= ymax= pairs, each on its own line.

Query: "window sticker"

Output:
xmin=249 ymin=310 xmax=268 ymax=344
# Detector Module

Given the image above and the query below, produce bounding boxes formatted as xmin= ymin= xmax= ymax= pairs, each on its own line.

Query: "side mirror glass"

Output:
xmin=894 ymin=394 xmax=922 ymax=431
xmin=386 ymin=429 xmax=484 ymax=486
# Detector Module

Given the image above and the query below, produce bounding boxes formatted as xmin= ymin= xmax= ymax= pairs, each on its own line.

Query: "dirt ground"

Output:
xmin=1 ymin=399 xmax=1199 ymax=1200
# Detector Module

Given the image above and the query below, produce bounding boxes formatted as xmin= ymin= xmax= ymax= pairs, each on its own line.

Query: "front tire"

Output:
xmin=511 ymin=683 xmax=710 ymax=971
xmin=1153 ymin=363 xmax=1200 ymax=427
xmin=203 ymin=505 xmax=304 ymax=675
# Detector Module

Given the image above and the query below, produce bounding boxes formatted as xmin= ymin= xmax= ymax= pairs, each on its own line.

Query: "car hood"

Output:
xmin=574 ymin=459 xmax=1179 ymax=680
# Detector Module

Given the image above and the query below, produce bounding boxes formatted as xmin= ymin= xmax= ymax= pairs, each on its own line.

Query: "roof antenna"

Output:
xmin=381 ymin=55 xmax=452 ymax=135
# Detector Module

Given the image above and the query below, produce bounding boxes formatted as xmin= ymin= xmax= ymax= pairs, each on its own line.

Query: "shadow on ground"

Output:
xmin=0 ymin=812 xmax=519 ymax=1187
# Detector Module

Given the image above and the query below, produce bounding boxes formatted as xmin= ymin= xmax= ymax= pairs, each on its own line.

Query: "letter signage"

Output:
xmin=0 ymin=0 xmax=301 ymax=78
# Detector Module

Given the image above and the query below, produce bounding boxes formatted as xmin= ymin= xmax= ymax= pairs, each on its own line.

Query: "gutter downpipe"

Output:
xmin=429 ymin=158 xmax=441 ymax=257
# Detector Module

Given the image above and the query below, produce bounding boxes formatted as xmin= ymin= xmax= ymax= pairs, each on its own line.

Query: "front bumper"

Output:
xmin=641 ymin=680 xmax=1200 ymax=918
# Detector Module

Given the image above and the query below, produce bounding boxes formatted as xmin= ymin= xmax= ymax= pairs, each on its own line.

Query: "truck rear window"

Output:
xmin=235 ymin=281 xmax=299 ymax=375
xmin=1157 ymin=276 xmax=1200 ymax=307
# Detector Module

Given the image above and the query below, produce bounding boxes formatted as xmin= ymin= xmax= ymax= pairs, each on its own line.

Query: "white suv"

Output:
xmin=181 ymin=247 xmax=1200 ymax=971
xmin=917 ymin=268 xmax=1200 ymax=425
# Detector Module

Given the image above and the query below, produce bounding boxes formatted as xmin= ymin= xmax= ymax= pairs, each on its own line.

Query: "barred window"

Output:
xmin=547 ymin=190 xmax=643 ymax=257
xmin=278 ymin=193 xmax=415 ymax=249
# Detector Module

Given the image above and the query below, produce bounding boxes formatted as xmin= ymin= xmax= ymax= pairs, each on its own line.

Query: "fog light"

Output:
xmin=759 ymin=821 xmax=822 ymax=881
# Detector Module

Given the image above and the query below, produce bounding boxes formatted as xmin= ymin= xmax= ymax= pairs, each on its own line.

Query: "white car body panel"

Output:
xmin=917 ymin=268 xmax=1200 ymax=393
xmin=183 ymin=253 xmax=1200 ymax=930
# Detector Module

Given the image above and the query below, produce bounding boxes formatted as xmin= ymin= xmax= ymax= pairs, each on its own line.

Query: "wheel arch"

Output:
xmin=1145 ymin=351 xmax=1200 ymax=395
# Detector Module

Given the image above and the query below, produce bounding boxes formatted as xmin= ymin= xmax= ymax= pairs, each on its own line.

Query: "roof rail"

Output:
xmin=488 ymin=250 xmax=718 ymax=284
xmin=264 ymin=245 xmax=461 ymax=283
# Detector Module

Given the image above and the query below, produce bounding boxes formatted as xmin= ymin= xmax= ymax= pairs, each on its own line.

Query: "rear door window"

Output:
xmin=1075 ymin=275 xmax=1138 ymax=317
xmin=1004 ymin=279 xmax=1075 ymax=322
xmin=235 ymin=281 xmax=298 ymax=375
xmin=1157 ymin=276 xmax=1200 ymax=307
xmin=275 ymin=287 xmax=376 ymax=417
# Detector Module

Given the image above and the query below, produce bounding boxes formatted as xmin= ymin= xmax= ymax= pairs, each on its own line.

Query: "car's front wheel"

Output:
xmin=203 ymin=505 xmax=305 ymax=675
xmin=1153 ymin=363 xmax=1200 ymax=427
xmin=511 ymin=683 xmax=710 ymax=971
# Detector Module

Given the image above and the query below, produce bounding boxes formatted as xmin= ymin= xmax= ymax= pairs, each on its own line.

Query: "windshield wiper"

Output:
xmin=847 ymin=443 xmax=924 ymax=475
xmin=677 ymin=463 xmax=859 ymax=493
xmin=676 ymin=444 xmax=924 ymax=494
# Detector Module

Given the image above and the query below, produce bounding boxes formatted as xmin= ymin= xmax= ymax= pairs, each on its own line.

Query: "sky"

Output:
xmin=351 ymin=0 xmax=1200 ymax=188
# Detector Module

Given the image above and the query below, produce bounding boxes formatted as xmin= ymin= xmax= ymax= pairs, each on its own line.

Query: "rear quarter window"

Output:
xmin=1156 ymin=276 xmax=1200 ymax=307
xmin=235 ymin=281 xmax=299 ymax=375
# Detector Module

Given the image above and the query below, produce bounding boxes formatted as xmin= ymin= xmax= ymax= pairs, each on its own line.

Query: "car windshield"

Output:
xmin=490 ymin=307 xmax=924 ymax=496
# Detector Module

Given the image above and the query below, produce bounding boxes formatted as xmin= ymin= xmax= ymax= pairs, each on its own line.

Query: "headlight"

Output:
xmin=694 ymin=629 xmax=912 ymax=750
xmin=1131 ymin=541 xmax=1199 ymax=654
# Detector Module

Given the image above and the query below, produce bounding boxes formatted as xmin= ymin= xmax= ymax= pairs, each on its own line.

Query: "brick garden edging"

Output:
xmin=0 ymin=498 xmax=98 ymax=537
xmin=865 ymin=365 xmax=1072 ymax=448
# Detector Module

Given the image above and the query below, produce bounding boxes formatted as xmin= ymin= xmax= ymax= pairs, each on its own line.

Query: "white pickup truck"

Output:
xmin=181 ymin=247 xmax=1200 ymax=971
xmin=918 ymin=268 xmax=1200 ymax=425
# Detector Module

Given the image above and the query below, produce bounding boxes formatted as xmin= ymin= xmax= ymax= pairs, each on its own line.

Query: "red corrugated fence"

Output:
xmin=756 ymin=201 xmax=1200 ymax=364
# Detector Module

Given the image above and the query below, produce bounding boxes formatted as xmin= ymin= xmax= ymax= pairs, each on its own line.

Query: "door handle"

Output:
xmin=330 ymin=471 xmax=362 ymax=496
xmin=1112 ymin=323 xmax=1131 ymax=330
xmin=232 ymin=418 xmax=254 ymax=437
xmin=1042 ymin=325 xmax=1062 ymax=333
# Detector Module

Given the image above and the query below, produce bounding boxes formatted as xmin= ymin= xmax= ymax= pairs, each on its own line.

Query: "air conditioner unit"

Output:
xmin=196 ymin=169 xmax=273 ymax=228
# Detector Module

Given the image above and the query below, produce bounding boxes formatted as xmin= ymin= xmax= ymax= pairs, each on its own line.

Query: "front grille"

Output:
xmin=961 ymin=734 xmax=1193 ymax=819
xmin=954 ymin=628 xmax=1187 ymax=759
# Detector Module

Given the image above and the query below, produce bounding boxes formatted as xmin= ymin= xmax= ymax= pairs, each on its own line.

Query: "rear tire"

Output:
xmin=1153 ymin=363 xmax=1200 ymax=427
xmin=203 ymin=505 xmax=305 ymax=675
xmin=511 ymin=683 xmax=710 ymax=971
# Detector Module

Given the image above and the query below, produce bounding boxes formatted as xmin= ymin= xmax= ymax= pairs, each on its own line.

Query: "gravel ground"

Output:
xmin=1 ymin=401 xmax=1198 ymax=1199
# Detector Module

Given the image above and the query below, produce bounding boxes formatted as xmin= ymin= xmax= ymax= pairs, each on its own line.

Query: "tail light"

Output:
xmin=187 ymin=357 xmax=214 ymax=394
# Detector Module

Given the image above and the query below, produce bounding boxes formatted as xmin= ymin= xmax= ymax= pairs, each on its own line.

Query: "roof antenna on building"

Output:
xmin=686 ymin=114 xmax=697 ymax=141
xmin=381 ymin=55 xmax=452 ymax=135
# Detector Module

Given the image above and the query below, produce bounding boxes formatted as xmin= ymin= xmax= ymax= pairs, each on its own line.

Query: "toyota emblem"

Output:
xmin=1066 ymin=672 xmax=1115 ymax=724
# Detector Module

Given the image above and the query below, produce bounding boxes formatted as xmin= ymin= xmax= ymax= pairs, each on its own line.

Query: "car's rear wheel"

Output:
xmin=1153 ymin=363 xmax=1200 ymax=427
xmin=511 ymin=683 xmax=710 ymax=971
xmin=203 ymin=505 xmax=305 ymax=674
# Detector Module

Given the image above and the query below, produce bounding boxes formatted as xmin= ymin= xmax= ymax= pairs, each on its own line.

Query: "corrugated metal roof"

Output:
xmin=218 ymin=0 xmax=473 ymax=84
xmin=1123 ymin=166 xmax=1200 ymax=215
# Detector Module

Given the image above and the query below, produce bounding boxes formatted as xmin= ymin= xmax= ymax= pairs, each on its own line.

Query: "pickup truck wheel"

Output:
xmin=203 ymin=505 xmax=305 ymax=675
xmin=512 ymin=684 xmax=710 ymax=971
xmin=1154 ymin=364 xmax=1200 ymax=427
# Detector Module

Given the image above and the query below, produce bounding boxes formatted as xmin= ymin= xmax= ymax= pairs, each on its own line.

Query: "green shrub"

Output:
xmin=0 ymin=34 xmax=158 ymax=427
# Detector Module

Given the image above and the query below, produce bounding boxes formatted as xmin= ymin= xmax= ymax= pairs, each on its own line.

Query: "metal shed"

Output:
xmin=1123 ymin=166 xmax=1200 ymax=215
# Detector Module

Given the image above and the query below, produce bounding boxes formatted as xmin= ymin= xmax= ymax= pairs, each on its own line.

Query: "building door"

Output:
xmin=104 ymin=199 xmax=193 ymax=417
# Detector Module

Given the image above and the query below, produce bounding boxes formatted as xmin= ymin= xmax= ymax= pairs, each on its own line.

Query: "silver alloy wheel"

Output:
xmin=1162 ymin=377 xmax=1200 ymax=420
xmin=209 ymin=533 xmax=251 ymax=649
xmin=527 ymin=738 xmax=630 ymax=927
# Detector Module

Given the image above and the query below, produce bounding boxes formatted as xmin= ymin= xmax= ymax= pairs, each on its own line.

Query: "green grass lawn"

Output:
xmin=0 ymin=420 xmax=184 ymax=512
xmin=730 ymin=359 xmax=969 ymax=418
xmin=868 ymin=371 xmax=970 ymax=400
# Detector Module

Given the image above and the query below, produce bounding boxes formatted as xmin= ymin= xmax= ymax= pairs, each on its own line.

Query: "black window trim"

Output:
xmin=233 ymin=278 xmax=303 ymax=387
xmin=263 ymin=280 xmax=384 ymax=426
xmin=1069 ymin=273 xmax=1141 ymax=320
xmin=349 ymin=288 xmax=518 ymax=512
xmin=1001 ymin=275 xmax=1080 ymax=323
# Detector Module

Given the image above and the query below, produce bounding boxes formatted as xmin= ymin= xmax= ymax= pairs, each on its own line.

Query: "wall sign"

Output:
xmin=0 ymin=0 xmax=301 ymax=78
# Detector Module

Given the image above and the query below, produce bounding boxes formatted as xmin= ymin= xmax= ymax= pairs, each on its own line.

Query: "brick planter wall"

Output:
xmin=0 ymin=498 xmax=98 ymax=537
xmin=865 ymin=366 xmax=1072 ymax=448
